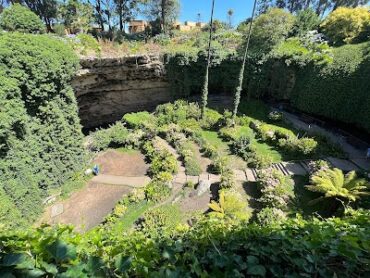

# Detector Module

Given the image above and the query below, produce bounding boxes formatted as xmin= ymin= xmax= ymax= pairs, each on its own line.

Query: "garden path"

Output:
xmin=42 ymin=149 xmax=150 ymax=231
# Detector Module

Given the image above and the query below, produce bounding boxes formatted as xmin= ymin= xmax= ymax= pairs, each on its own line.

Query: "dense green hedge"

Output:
xmin=0 ymin=210 xmax=369 ymax=277
xmin=0 ymin=33 xmax=85 ymax=227
xmin=166 ymin=42 xmax=370 ymax=133
xmin=292 ymin=42 xmax=370 ymax=132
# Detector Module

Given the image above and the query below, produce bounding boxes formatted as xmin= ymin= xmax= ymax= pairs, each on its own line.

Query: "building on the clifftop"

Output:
xmin=128 ymin=20 xmax=149 ymax=34
xmin=128 ymin=19 xmax=206 ymax=34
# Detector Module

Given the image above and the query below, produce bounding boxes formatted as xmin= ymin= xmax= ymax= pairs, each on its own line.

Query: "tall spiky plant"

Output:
xmin=305 ymin=168 xmax=370 ymax=204
xmin=232 ymin=0 xmax=258 ymax=124
xmin=200 ymin=0 xmax=215 ymax=119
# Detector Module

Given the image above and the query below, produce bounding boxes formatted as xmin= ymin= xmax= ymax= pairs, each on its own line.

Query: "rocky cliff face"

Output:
xmin=73 ymin=55 xmax=172 ymax=129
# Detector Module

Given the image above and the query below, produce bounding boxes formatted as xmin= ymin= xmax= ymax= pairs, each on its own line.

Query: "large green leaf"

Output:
xmin=46 ymin=239 xmax=77 ymax=262
xmin=247 ymin=265 xmax=266 ymax=277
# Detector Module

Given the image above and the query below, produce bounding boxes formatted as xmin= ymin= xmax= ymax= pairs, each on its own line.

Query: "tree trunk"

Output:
xmin=200 ymin=0 xmax=215 ymax=119
xmin=96 ymin=0 xmax=104 ymax=31
xmin=119 ymin=4 xmax=123 ymax=32
xmin=232 ymin=0 xmax=257 ymax=124
xmin=161 ymin=0 xmax=166 ymax=34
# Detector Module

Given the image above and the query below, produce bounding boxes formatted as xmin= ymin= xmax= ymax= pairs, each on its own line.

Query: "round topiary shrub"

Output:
xmin=0 ymin=4 xmax=44 ymax=33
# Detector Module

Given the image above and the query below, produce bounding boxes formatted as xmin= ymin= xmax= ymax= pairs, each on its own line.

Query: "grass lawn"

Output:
xmin=236 ymin=126 xmax=283 ymax=163
xmin=111 ymin=201 xmax=152 ymax=233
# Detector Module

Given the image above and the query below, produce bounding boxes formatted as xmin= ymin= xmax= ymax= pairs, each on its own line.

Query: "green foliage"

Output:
xmin=144 ymin=175 xmax=171 ymax=202
xmin=293 ymin=8 xmax=321 ymax=36
xmin=252 ymin=121 xmax=318 ymax=157
xmin=0 ymin=33 xmax=84 ymax=227
xmin=201 ymin=108 xmax=223 ymax=129
xmin=306 ymin=168 xmax=370 ymax=204
xmin=59 ymin=0 xmax=94 ymax=33
xmin=271 ymin=36 xmax=333 ymax=66
xmin=138 ymin=205 xmax=181 ymax=235
xmin=209 ymin=190 xmax=251 ymax=221
xmin=89 ymin=123 xmax=129 ymax=151
xmin=292 ymin=42 xmax=370 ymax=132
xmin=68 ymin=33 xmax=101 ymax=56
xmin=122 ymin=111 xmax=157 ymax=130
xmin=230 ymin=135 xmax=252 ymax=160
xmin=0 ymin=4 xmax=44 ymax=33
xmin=257 ymin=169 xmax=295 ymax=211
xmin=143 ymin=140 xmax=178 ymax=176
xmin=155 ymin=100 xmax=201 ymax=125
xmin=244 ymin=8 xmax=295 ymax=53
xmin=321 ymin=6 xmax=370 ymax=45
xmin=166 ymin=128 xmax=202 ymax=176
xmin=256 ymin=207 xmax=287 ymax=225
xmin=1 ymin=210 xmax=370 ymax=276
xmin=219 ymin=168 xmax=236 ymax=189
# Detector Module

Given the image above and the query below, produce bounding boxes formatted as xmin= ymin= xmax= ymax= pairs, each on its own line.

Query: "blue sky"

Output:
xmin=179 ymin=0 xmax=254 ymax=25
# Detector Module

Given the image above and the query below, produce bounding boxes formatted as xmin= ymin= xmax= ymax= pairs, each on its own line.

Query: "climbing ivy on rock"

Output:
xmin=0 ymin=33 xmax=85 ymax=227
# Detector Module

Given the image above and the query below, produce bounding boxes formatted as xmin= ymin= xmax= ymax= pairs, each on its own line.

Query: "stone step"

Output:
xmin=282 ymin=162 xmax=308 ymax=176
xmin=233 ymin=169 xmax=247 ymax=181
xmin=299 ymin=161 xmax=311 ymax=173
xmin=245 ymin=168 xmax=256 ymax=182
xmin=350 ymin=158 xmax=370 ymax=171
xmin=277 ymin=163 xmax=289 ymax=176
xmin=326 ymin=157 xmax=360 ymax=172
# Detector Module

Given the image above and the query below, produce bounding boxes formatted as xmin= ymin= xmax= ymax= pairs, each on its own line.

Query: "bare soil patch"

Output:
xmin=94 ymin=149 xmax=149 ymax=176
xmin=43 ymin=182 xmax=132 ymax=232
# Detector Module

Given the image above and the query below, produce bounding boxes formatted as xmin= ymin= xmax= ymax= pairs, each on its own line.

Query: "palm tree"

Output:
xmin=200 ymin=0 xmax=215 ymax=119
xmin=232 ymin=0 xmax=258 ymax=124
xmin=305 ymin=168 xmax=370 ymax=205
xmin=227 ymin=8 xmax=234 ymax=28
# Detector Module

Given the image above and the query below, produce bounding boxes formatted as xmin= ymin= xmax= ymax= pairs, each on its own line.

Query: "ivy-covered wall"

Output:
xmin=292 ymin=43 xmax=370 ymax=132
xmin=0 ymin=33 xmax=85 ymax=227
xmin=165 ymin=42 xmax=370 ymax=133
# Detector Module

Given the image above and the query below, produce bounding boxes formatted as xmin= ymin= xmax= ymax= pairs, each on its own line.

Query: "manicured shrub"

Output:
xmin=89 ymin=123 xmax=129 ymax=151
xmin=0 ymin=4 xmax=44 ymax=33
xmin=256 ymin=207 xmax=287 ymax=225
xmin=155 ymin=100 xmax=201 ymax=126
xmin=252 ymin=121 xmax=317 ymax=156
xmin=178 ymin=118 xmax=202 ymax=135
xmin=122 ymin=111 xmax=156 ymax=130
xmin=139 ymin=205 xmax=181 ymax=235
xmin=149 ymin=150 xmax=178 ymax=176
xmin=292 ymin=42 xmax=370 ymax=133
xmin=230 ymin=135 xmax=252 ymax=160
xmin=166 ymin=129 xmax=202 ymax=176
xmin=144 ymin=178 xmax=171 ymax=202
xmin=257 ymin=169 xmax=295 ymax=210
xmin=268 ymin=111 xmax=283 ymax=122
xmin=219 ymin=168 xmax=235 ymax=189
xmin=143 ymin=138 xmax=178 ymax=177
xmin=201 ymin=108 xmax=222 ymax=129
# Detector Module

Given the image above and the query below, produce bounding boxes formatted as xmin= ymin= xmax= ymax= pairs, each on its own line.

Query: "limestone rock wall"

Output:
xmin=73 ymin=55 xmax=172 ymax=128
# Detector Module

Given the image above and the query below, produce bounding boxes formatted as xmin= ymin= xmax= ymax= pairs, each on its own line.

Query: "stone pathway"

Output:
xmin=91 ymin=174 xmax=150 ymax=187
xmin=282 ymin=111 xmax=367 ymax=159
xmin=157 ymin=134 xmax=369 ymax=185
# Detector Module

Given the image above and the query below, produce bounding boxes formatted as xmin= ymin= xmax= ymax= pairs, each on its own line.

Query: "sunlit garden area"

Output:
xmin=1 ymin=0 xmax=370 ymax=277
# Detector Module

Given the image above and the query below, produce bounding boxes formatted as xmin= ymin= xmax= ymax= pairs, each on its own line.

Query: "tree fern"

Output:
xmin=305 ymin=168 xmax=370 ymax=204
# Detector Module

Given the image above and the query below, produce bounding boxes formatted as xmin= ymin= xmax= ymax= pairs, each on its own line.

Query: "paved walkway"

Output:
xmin=282 ymin=111 xmax=367 ymax=159
xmin=91 ymin=174 xmax=150 ymax=187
